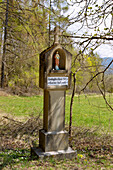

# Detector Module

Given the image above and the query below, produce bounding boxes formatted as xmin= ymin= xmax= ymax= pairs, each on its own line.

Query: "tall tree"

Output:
xmin=1 ymin=0 xmax=9 ymax=88
xmin=0 ymin=0 xmax=49 ymax=92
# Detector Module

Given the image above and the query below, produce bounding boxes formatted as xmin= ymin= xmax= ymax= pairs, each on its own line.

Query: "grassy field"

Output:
xmin=0 ymin=93 xmax=113 ymax=132
xmin=0 ymin=93 xmax=113 ymax=169
xmin=66 ymin=94 xmax=113 ymax=133
xmin=0 ymin=95 xmax=43 ymax=117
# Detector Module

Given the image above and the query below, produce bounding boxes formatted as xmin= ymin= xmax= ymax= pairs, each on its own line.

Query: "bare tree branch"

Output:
xmin=81 ymin=59 xmax=113 ymax=92
xmin=62 ymin=35 xmax=113 ymax=41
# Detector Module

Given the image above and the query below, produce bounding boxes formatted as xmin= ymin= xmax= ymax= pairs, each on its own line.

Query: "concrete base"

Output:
xmin=39 ymin=129 xmax=68 ymax=152
xmin=31 ymin=147 xmax=77 ymax=160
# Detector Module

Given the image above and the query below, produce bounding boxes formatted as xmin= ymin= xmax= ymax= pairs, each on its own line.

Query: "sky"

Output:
xmin=95 ymin=44 xmax=113 ymax=58
xmin=68 ymin=23 xmax=113 ymax=58
xmin=67 ymin=0 xmax=113 ymax=58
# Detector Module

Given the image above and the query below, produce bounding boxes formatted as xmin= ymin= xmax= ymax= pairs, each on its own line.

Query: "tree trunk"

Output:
xmin=1 ymin=0 xmax=9 ymax=88
xmin=69 ymin=73 xmax=76 ymax=144
xmin=49 ymin=0 xmax=51 ymax=47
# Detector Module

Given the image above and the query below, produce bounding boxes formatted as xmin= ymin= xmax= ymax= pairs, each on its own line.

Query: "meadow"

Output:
xmin=0 ymin=93 xmax=113 ymax=169
xmin=0 ymin=93 xmax=113 ymax=133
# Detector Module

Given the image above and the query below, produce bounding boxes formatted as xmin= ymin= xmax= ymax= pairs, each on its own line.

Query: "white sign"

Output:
xmin=48 ymin=77 xmax=68 ymax=86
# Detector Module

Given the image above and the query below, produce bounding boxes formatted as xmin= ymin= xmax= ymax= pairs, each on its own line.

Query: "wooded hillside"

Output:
xmin=0 ymin=0 xmax=112 ymax=95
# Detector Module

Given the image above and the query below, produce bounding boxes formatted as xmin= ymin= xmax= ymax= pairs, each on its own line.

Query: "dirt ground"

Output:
xmin=0 ymin=88 xmax=11 ymax=96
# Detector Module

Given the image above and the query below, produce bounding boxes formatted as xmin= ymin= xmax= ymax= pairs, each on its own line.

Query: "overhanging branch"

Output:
xmin=81 ymin=59 xmax=113 ymax=92
xmin=62 ymin=35 xmax=113 ymax=41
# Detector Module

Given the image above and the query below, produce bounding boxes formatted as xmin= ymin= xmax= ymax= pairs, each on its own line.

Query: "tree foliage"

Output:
xmin=0 ymin=0 xmax=48 ymax=93
xmin=0 ymin=0 xmax=112 ymax=96
xmin=66 ymin=0 xmax=113 ymax=96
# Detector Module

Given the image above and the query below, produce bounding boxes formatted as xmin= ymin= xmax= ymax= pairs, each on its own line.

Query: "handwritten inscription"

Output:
xmin=48 ymin=77 xmax=68 ymax=86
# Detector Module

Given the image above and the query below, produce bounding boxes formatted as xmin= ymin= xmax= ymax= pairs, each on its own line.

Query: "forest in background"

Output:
xmin=0 ymin=0 xmax=113 ymax=95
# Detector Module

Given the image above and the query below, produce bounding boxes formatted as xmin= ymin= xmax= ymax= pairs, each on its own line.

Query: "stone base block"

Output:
xmin=31 ymin=147 xmax=77 ymax=160
xmin=39 ymin=129 xmax=68 ymax=152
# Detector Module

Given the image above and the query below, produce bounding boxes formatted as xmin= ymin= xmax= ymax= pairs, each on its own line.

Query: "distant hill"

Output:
xmin=101 ymin=57 xmax=113 ymax=74
xmin=102 ymin=57 xmax=113 ymax=66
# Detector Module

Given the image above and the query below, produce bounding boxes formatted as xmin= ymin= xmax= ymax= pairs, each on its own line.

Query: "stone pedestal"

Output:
xmin=31 ymin=31 xmax=76 ymax=159
xmin=31 ymin=147 xmax=77 ymax=160
xmin=31 ymin=90 xmax=76 ymax=159
xmin=39 ymin=90 xmax=69 ymax=152
xmin=43 ymin=90 xmax=65 ymax=132
xmin=39 ymin=130 xmax=68 ymax=152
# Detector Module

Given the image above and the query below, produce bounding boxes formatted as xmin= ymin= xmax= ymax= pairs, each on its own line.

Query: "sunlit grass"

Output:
xmin=0 ymin=93 xmax=113 ymax=132
xmin=0 ymin=95 xmax=43 ymax=117
xmin=66 ymin=94 xmax=113 ymax=132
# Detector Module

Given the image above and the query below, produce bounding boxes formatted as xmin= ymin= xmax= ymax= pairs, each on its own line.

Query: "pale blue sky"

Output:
xmin=95 ymin=44 xmax=113 ymax=58
xmin=67 ymin=0 xmax=113 ymax=58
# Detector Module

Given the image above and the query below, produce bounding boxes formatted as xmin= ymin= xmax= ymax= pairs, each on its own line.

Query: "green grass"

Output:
xmin=0 ymin=149 xmax=30 ymax=169
xmin=0 ymin=93 xmax=113 ymax=169
xmin=0 ymin=93 xmax=113 ymax=132
xmin=0 ymin=95 xmax=43 ymax=117
xmin=1 ymin=149 xmax=113 ymax=169
xmin=66 ymin=94 xmax=113 ymax=132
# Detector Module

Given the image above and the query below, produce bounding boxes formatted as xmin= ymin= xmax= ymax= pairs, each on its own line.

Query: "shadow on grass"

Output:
xmin=0 ymin=149 xmax=30 ymax=169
